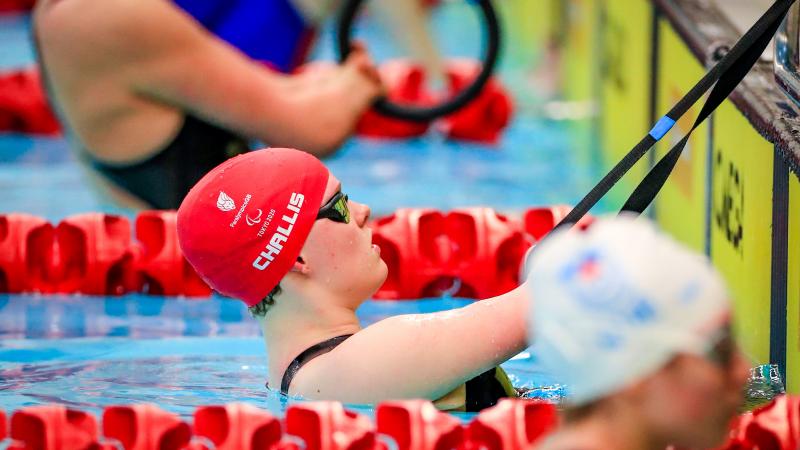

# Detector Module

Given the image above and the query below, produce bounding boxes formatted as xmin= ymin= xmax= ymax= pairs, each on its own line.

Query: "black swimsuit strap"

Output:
xmin=280 ymin=334 xmax=353 ymax=395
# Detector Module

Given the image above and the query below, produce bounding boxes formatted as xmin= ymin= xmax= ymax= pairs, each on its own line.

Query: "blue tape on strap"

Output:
xmin=648 ymin=116 xmax=676 ymax=141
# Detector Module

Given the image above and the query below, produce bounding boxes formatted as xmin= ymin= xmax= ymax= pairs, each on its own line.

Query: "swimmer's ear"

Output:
xmin=290 ymin=256 xmax=310 ymax=274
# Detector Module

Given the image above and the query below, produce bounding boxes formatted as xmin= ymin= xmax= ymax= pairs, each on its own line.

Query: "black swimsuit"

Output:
xmin=277 ymin=334 xmax=517 ymax=412
xmin=89 ymin=115 xmax=250 ymax=210
xmin=33 ymin=29 xmax=250 ymax=210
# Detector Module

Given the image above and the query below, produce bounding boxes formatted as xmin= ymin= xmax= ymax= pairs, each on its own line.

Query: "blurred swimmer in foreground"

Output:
xmin=176 ymin=148 xmax=526 ymax=411
xmin=527 ymin=216 xmax=750 ymax=450
xmin=33 ymin=0 xmax=439 ymax=210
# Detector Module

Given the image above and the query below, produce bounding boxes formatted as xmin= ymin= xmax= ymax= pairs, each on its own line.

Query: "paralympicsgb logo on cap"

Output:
xmin=217 ymin=192 xmax=236 ymax=212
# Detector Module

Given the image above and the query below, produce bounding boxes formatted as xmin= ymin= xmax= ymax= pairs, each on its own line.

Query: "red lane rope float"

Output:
xmin=356 ymin=60 xmax=432 ymax=139
xmin=334 ymin=58 xmax=512 ymax=143
xmin=2 ymin=399 xmax=790 ymax=450
xmin=9 ymin=405 xmax=99 ymax=450
xmin=0 ymin=213 xmax=53 ymax=293
xmin=735 ymin=395 xmax=800 ymax=450
xmin=285 ymin=402 xmax=378 ymax=450
xmin=0 ymin=410 xmax=6 ymax=443
xmin=0 ymin=67 xmax=60 ymax=135
xmin=190 ymin=403 xmax=284 ymax=450
xmin=723 ymin=414 xmax=756 ymax=450
xmin=102 ymin=404 xmax=192 ymax=450
xmin=437 ymin=59 xmax=514 ymax=145
xmin=375 ymin=400 xmax=463 ymax=450
xmin=0 ymin=59 xmax=513 ymax=141
xmin=370 ymin=207 xmax=530 ymax=300
xmin=0 ymin=0 xmax=35 ymax=13
xmin=523 ymin=205 xmax=594 ymax=242
xmin=52 ymin=213 xmax=138 ymax=295
xmin=135 ymin=211 xmax=210 ymax=297
xmin=465 ymin=399 xmax=558 ymax=449
xmin=4 ymin=396 xmax=799 ymax=450
xmin=0 ymin=206 xmax=587 ymax=298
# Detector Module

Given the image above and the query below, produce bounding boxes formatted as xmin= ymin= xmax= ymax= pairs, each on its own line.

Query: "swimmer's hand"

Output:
xmin=280 ymin=43 xmax=383 ymax=156
xmin=343 ymin=42 xmax=383 ymax=89
xmin=302 ymin=43 xmax=383 ymax=155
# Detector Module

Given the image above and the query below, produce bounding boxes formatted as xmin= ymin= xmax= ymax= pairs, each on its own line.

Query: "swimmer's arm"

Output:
xmin=291 ymin=280 xmax=531 ymax=403
xmin=46 ymin=0 xmax=374 ymax=156
xmin=135 ymin=0 xmax=380 ymax=156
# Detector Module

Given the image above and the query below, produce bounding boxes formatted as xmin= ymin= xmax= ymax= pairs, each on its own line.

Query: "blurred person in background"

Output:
xmin=526 ymin=216 xmax=750 ymax=450
xmin=33 ymin=0 xmax=441 ymax=210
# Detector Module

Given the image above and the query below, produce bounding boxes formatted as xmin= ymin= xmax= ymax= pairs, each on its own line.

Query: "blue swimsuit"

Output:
xmin=173 ymin=0 xmax=315 ymax=72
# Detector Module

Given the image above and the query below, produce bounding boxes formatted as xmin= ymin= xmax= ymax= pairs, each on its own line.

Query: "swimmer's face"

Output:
xmin=638 ymin=326 xmax=749 ymax=449
xmin=299 ymin=174 xmax=388 ymax=303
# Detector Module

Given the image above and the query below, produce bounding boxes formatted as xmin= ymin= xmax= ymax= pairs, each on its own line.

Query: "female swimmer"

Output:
xmin=176 ymin=148 xmax=529 ymax=411
xmin=33 ymin=0 xmax=382 ymax=209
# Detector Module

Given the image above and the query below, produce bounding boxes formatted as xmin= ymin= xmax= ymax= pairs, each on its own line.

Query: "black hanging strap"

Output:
xmin=554 ymin=0 xmax=795 ymax=231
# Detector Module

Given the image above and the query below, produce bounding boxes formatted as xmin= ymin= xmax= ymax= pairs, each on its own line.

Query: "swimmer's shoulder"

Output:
xmin=36 ymin=0 xmax=201 ymax=65
xmin=284 ymin=335 xmax=360 ymax=400
xmin=286 ymin=317 xmax=422 ymax=400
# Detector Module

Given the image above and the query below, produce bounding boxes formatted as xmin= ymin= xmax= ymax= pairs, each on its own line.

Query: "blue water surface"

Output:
xmin=0 ymin=4 xmax=597 ymax=418
xmin=0 ymin=295 xmax=554 ymax=419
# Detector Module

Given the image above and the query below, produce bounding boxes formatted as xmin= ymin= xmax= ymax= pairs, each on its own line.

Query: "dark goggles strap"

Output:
xmin=553 ymin=0 xmax=795 ymax=232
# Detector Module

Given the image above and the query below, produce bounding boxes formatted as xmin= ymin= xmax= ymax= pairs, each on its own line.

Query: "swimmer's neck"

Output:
xmin=261 ymin=297 xmax=361 ymax=341
xmin=259 ymin=282 xmax=362 ymax=381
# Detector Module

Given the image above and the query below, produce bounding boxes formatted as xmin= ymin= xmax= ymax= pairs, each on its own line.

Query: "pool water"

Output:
xmin=0 ymin=3 xmax=604 ymax=419
xmin=0 ymin=295 xmax=556 ymax=420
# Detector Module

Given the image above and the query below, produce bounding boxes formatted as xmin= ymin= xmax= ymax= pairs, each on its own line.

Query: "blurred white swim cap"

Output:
xmin=526 ymin=215 xmax=731 ymax=405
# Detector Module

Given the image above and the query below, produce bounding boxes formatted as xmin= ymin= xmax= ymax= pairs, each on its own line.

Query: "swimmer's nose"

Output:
xmin=352 ymin=201 xmax=371 ymax=227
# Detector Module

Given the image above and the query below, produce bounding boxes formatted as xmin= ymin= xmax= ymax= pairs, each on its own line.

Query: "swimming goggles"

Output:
xmin=317 ymin=191 xmax=350 ymax=224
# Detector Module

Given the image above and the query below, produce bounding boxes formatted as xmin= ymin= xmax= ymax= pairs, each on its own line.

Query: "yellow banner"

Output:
xmin=711 ymin=101 xmax=774 ymax=366
xmin=653 ymin=20 xmax=708 ymax=252
xmin=600 ymin=0 xmax=653 ymax=203
xmin=497 ymin=0 xmax=549 ymax=71
xmin=562 ymin=0 xmax=601 ymax=102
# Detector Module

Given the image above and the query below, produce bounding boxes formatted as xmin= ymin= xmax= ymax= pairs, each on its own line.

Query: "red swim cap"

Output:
xmin=177 ymin=148 xmax=329 ymax=306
